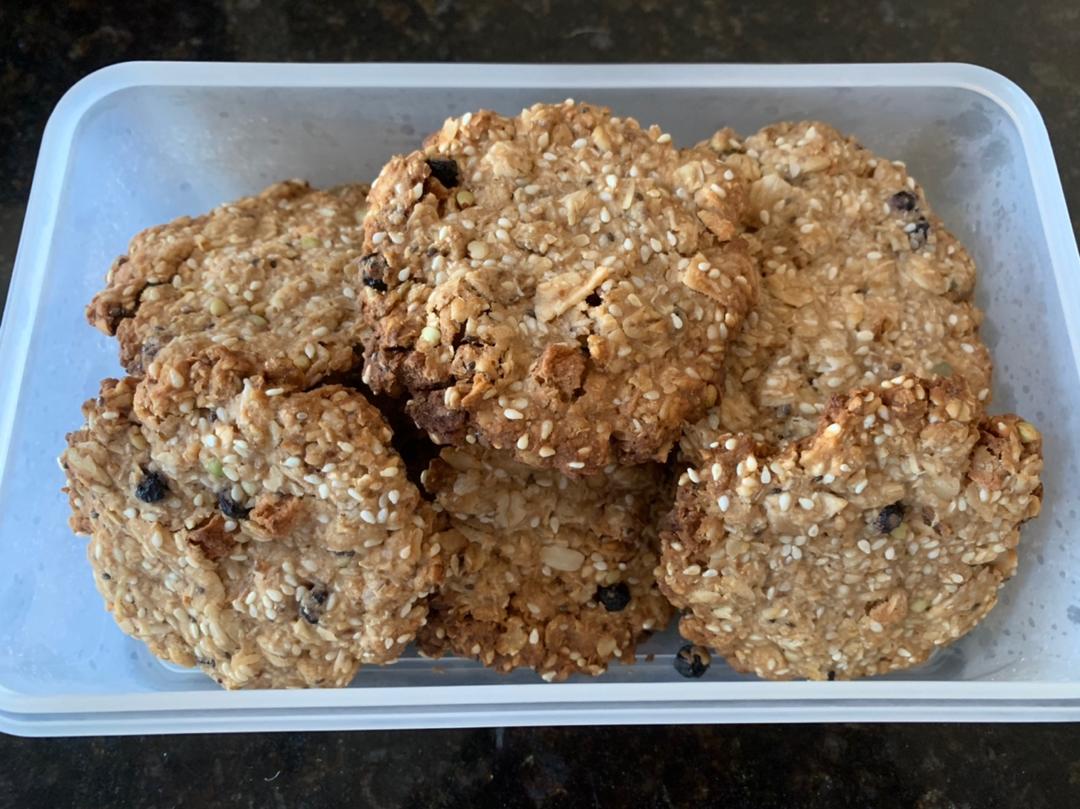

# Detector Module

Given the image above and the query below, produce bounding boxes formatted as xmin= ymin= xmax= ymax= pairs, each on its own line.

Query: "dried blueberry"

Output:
xmin=218 ymin=491 xmax=251 ymax=520
xmin=299 ymin=584 xmax=328 ymax=624
xmin=426 ymin=158 xmax=460 ymax=188
xmin=595 ymin=582 xmax=632 ymax=612
xmin=909 ymin=218 xmax=930 ymax=249
xmin=874 ymin=502 xmax=906 ymax=534
xmin=134 ymin=470 xmax=168 ymax=503
xmin=674 ymin=644 xmax=711 ymax=678
xmin=889 ymin=190 xmax=918 ymax=212
xmin=360 ymin=253 xmax=389 ymax=291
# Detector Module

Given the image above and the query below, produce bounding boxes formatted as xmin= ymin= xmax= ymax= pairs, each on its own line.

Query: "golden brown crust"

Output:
xmin=61 ymin=376 xmax=442 ymax=689
xmin=661 ymin=376 xmax=1043 ymax=680
xmin=359 ymin=101 xmax=757 ymax=475
xmin=416 ymin=446 xmax=673 ymax=680
xmin=87 ymin=180 xmax=372 ymax=420
xmin=684 ymin=122 xmax=992 ymax=455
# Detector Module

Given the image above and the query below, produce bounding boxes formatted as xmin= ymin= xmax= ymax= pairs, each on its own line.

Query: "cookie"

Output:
xmin=661 ymin=376 xmax=1043 ymax=680
xmin=683 ymin=122 xmax=992 ymax=455
xmin=87 ymin=180 xmax=371 ymax=420
xmin=358 ymin=100 xmax=757 ymax=475
xmin=61 ymin=376 xmax=442 ymax=688
xmin=416 ymin=446 xmax=673 ymax=681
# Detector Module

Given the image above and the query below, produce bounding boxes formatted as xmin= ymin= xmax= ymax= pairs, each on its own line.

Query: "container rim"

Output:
xmin=3 ymin=62 xmax=1079 ymax=733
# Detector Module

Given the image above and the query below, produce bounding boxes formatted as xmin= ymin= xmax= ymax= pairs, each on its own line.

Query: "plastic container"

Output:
xmin=1 ymin=62 xmax=1078 ymax=737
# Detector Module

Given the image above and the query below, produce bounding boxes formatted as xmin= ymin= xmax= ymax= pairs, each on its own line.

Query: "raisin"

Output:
xmin=874 ymin=502 xmax=906 ymax=533
xmin=909 ymin=218 xmax=930 ymax=250
xmin=595 ymin=582 xmax=631 ymax=612
xmin=299 ymin=584 xmax=329 ymax=624
xmin=134 ymin=470 xmax=167 ymax=503
xmin=426 ymin=158 xmax=460 ymax=188
xmin=363 ymin=275 xmax=388 ymax=292
xmin=585 ymin=291 xmax=602 ymax=306
xmin=827 ymin=670 xmax=836 ymax=681
xmin=889 ymin=190 xmax=918 ymax=212
xmin=218 ymin=491 xmax=251 ymax=520
xmin=674 ymin=644 xmax=711 ymax=678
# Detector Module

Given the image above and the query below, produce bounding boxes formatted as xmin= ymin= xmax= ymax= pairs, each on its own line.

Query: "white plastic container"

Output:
xmin=2 ymin=62 xmax=1079 ymax=737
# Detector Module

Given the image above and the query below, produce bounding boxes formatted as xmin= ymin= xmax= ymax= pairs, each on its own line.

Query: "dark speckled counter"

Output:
xmin=2 ymin=1 xmax=1079 ymax=806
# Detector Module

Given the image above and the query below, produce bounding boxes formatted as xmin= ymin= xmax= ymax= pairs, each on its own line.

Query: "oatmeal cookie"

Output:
xmin=61 ymin=376 xmax=441 ymax=688
xmin=684 ymin=122 xmax=992 ymax=455
xmin=359 ymin=100 xmax=757 ymax=475
xmin=661 ymin=376 xmax=1043 ymax=680
xmin=416 ymin=447 xmax=673 ymax=681
xmin=87 ymin=180 xmax=371 ymax=420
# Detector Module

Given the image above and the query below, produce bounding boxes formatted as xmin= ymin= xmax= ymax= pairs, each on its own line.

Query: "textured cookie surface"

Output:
xmin=684 ymin=122 xmax=992 ymax=456
xmin=662 ymin=376 xmax=1043 ymax=680
xmin=417 ymin=446 xmax=673 ymax=681
xmin=359 ymin=100 xmax=757 ymax=474
xmin=87 ymin=181 xmax=371 ymax=419
xmin=61 ymin=376 xmax=441 ymax=688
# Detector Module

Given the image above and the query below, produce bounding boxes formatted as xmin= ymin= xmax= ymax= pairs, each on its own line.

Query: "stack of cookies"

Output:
xmin=61 ymin=101 xmax=1044 ymax=688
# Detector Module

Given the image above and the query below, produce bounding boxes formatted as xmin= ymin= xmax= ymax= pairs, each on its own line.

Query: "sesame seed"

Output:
xmin=717 ymin=495 xmax=731 ymax=512
xmin=539 ymin=446 xmax=556 ymax=458
xmin=568 ymin=461 xmax=585 ymax=469
xmin=360 ymin=510 xmax=377 ymax=524
xmin=857 ymin=539 xmax=872 ymax=554
xmin=778 ymin=492 xmax=792 ymax=512
xmin=516 ymin=434 xmax=530 ymax=450
xmin=504 ymin=408 xmax=524 ymax=420
xmin=265 ymin=388 xmax=284 ymax=397
xmin=283 ymin=456 xmax=302 ymax=468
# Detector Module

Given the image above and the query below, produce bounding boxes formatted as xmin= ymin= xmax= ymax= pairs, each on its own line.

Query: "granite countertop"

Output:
xmin=2 ymin=1 xmax=1079 ymax=806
